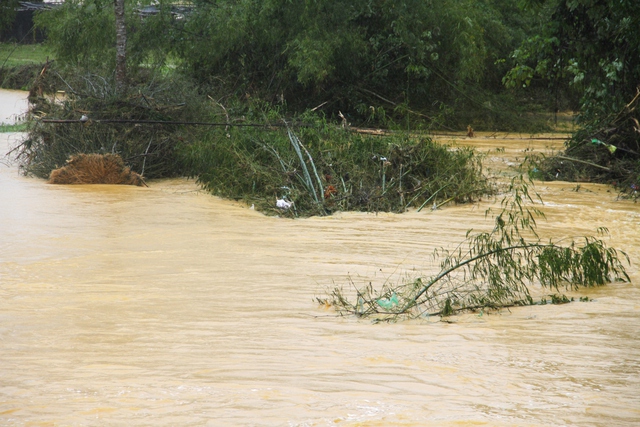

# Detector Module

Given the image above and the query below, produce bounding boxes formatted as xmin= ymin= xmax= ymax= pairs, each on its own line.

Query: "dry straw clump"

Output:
xmin=48 ymin=153 xmax=146 ymax=186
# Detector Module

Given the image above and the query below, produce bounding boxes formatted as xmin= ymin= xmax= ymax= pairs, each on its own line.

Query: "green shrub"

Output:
xmin=179 ymin=108 xmax=492 ymax=216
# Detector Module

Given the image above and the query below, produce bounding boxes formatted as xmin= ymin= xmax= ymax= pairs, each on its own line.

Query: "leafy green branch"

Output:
xmin=321 ymin=176 xmax=630 ymax=320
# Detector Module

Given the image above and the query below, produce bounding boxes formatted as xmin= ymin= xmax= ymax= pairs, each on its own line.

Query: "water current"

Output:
xmin=1 ymin=90 xmax=638 ymax=426
xmin=0 ymin=89 xmax=29 ymax=125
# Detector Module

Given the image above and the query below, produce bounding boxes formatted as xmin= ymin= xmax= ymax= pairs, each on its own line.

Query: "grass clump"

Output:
xmin=0 ymin=122 xmax=28 ymax=133
xmin=320 ymin=176 xmax=630 ymax=321
xmin=179 ymin=108 xmax=492 ymax=217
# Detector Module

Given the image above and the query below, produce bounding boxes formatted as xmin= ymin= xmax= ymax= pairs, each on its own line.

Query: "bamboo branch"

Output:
xmin=286 ymin=125 xmax=318 ymax=203
xmin=402 ymin=243 xmax=553 ymax=312
xmin=555 ymin=155 xmax=611 ymax=171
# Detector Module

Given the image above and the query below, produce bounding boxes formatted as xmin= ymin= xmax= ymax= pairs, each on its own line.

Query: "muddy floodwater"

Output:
xmin=0 ymin=90 xmax=28 ymax=125
xmin=1 ymin=91 xmax=639 ymax=426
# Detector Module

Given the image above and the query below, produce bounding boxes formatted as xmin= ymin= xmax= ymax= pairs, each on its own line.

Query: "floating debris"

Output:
xmin=377 ymin=292 xmax=399 ymax=309
xmin=276 ymin=198 xmax=293 ymax=210
xmin=48 ymin=153 xmax=146 ymax=186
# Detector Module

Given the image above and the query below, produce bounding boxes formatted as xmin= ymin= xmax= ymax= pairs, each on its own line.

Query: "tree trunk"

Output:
xmin=114 ymin=0 xmax=127 ymax=93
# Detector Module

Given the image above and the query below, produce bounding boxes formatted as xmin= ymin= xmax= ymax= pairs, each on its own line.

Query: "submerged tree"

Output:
xmin=321 ymin=176 xmax=630 ymax=320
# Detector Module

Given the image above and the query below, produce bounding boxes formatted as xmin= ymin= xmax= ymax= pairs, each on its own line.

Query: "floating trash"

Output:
xmin=377 ymin=292 xmax=399 ymax=309
xmin=276 ymin=198 xmax=293 ymax=209
xmin=591 ymin=138 xmax=617 ymax=154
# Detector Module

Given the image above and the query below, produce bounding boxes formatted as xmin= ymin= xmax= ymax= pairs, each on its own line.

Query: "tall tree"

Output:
xmin=504 ymin=0 xmax=640 ymax=121
xmin=114 ymin=0 xmax=127 ymax=92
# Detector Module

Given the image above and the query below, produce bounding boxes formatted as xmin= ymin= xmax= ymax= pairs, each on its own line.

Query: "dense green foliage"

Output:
xmin=33 ymin=0 xmax=549 ymax=130
xmin=504 ymin=0 xmax=640 ymax=122
xmin=27 ymin=0 xmax=640 ymax=129
xmin=179 ymin=110 xmax=490 ymax=216
xmin=505 ymin=0 xmax=640 ymax=195
xmin=174 ymin=0 xmax=543 ymax=128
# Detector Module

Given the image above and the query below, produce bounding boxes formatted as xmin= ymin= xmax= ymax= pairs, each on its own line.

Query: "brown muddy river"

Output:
xmin=0 ymin=89 xmax=28 ymax=125
xmin=1 ymin=91 xmax=639 ymax=426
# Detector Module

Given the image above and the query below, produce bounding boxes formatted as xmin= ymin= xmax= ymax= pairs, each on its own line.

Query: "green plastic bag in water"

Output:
xmin=377 ymin=292 xmax=399 ymax=309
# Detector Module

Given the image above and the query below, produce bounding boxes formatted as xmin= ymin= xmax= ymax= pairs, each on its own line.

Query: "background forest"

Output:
xmin=29 ymin=0 xmax=569 ymax=130
xmin=1 ymin=0 xmax=637 ymax=127
xmin=22 ymin=0 xmax=636 ymax=128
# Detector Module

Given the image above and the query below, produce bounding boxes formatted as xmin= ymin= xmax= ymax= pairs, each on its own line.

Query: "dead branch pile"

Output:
xmin=0 ymin=63 xmax=46 ymax=90
xmin=16 ymin=71 xmax=210 ymax=180
xmin=48 ymin=153 xmax=146 ymax=186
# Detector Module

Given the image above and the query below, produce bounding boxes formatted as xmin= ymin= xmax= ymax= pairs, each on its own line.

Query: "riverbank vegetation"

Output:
xmin=16 ymin=71 xmax=491 ymax=215
xmin=3 ymin=0 xmax=639 ymax=208
xmin=530 ymin=90 xmax=640 ymax=199
xmin=180 ymin=116 xmax=489 ymax=216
